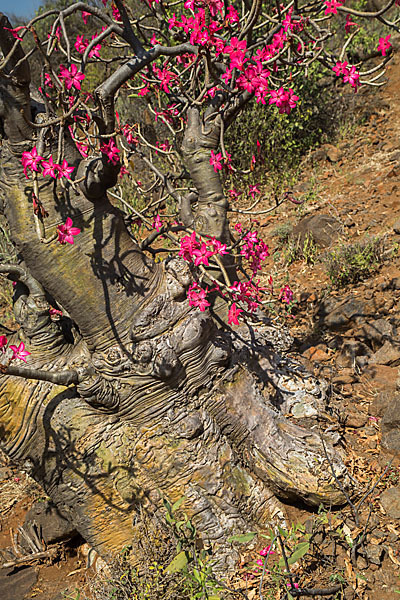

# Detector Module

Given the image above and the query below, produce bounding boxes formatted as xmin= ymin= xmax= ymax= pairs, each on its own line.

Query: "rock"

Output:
xmin=380 ymin=487 xmax=400 ymax=519
xmin=370 ymin=391 xmax=394 ymax=417
xmin=369 ymin=341 xmax=400 ymax=366
xmin=325 ymin=144 xmax=342 ymax=162
xmin=357 ymin=556 xmax=368 ymax=570
xmin=319 ymin=295 xmax=371 ymax=331
xmin=355 ymin=319 xmax=396 ymax=347
xmin=0 ymin=566 xmax=38 ymax=600
xmin=0 ymin=466 xmax=12 ymax=481
xmin=361 ymin=365 xmax=399 ymax=393
xmin=303 ymin=344 xmax=330 ymax=362
xmin=345 ymin=413 xmax=368 ymax=428
xmin=393 ymin=218 xmax=400 ymax=234
xmin=23 ymin=500 xmax=77 ymax=546
xmin=381 ymin=396 xmax=400 ymax=454
xmin=365 ymin=544 xmax=384 ymax=565
xmin=291 ymin=214 xmax=342 ymax=249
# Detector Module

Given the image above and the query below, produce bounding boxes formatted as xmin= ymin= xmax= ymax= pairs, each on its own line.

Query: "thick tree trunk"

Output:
xmin=0 ymin=16 xmax=352 ymax=570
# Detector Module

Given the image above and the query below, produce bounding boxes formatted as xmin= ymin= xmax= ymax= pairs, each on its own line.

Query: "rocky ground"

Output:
xmin=2 ymin=45 xmax=400 ymax=600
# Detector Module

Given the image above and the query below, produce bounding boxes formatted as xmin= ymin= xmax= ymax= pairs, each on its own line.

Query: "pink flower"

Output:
xmin=279 ymin=284 xmax=293 ymax=304
xmin=228 ymin=303 xmax=243 ymax=326
xmin=56 ymin=159 xmax=75 ymax=180
xmin=76 ymin=142 xmax=89 ymax=157
xmin=343 ymin=65 xmax=360 ymax=89
xmin=3 ymin=26 xmax=26 ymax=41
xmin=42 ymin=156 xmax=58 ymax=178
xmin=57 ymin=217 xmax=81 ymax=245
xmin=0 ymin=335 xmax=8 ymax=353
xmin=179 ymin=232 xmax=199 ymax=261
xmin=75 ymin=35 xmax=88 ymax=54
xmin=287 ymin=583 xmax=300 ymax=589
xmin=192 ymin=242 xmax=214 ymax=267
xmin=377 ymin=34 xmax=391 ymax=56
xmin=345 ymin=14 xmax=357 ymax=33
xmin=332 ymin=61 xmax=348 ymax=76
xmin=324 ymin=0 xmax=343 ymax=15
xmin=153 ymin=214 xmax=163 ymax=232
xmin=188 ymin=283 xmax=210 ymax=312
xmin=59 ymin=64 xmax=85 ymax=91
xmin=210 ymin=150 xmax=223 ymax=172
xmin=21 ymin=147 xmax=43 ymax=178
xmin=259 ymin=545 xmax=275 ymax=556
xmin=249 ymin=185 xmax=260 ymax=199
xmin=100 ymin=139 xmax=120 ymax=165
xmin=81 ymin=11 xmax=91 ymax=24
xmin=9 ymin=341 xmax=30 ymax=362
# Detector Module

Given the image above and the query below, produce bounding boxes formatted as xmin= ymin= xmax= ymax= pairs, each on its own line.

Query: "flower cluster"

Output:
xmin=332 ymin=61 xmax=360 ymax=90
xmin=21 ymin=148 xmax=75 ymax=180
xmin=240 ymin=231 xmax=270 ymax=275
xmin=74 ymin=34 xmax=102 ymax=58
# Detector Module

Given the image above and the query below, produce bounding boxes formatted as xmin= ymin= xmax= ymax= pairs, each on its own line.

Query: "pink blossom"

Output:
xmin=3 ymin=26 xmax=26 ymax=41
xmin=377 ymin=34 xmax=391 ymax=56
xmin=249 ymin=185 xmax=260 ymax=199
xmin=9 ymin=342 xmax=30 ymax=362
xmin=210 ymin=150 xmax=223 ymax=172
xmin=42 ymin=156 xmax=58 ymax=178
xmin=21 ymin=147 xmax=43 ymax=178
xmin=81 ymin=11 xmax=91 ymax=24
xmin=228 ymin=303 xmax=243 ymax=326
xmin=56 ymin=159 xmax=75 ymax=180
xmin=59 ymin=64 xmax=85 ymax=91
xmin=188 ymin=283 xmax=210 ymax=312
xmin=279 ymin=284 xmax=293 ymax=304
xmin=75 ymin=35 xmax=88 ymax=54
xmin=343 ymin=65 xmax=360 ymax=89
xmin=76 ymin=142 xmax=89 ymax=158
xmin=345 ymin=14 xmax=357 ymax=33
xmin=100 ymin=139 xmax=120 ymax=165
xmin=179 ymin=232 xmax=199 ymax=261
xmin=153 ymin=214 xmax=163 ymax=232
xmin=0 ymin=335 xmax=8 ymax=353
xmin=324 ymin=0 xmax=343 ymax=15
xmin=224 ymin=37 xmax=247 ymax=55
xmin=259 ymin=545 xmax=275 ymax=556
xmin=332 ymin=61 xmax=348 ymax=76
xmin=192 ymin=242 xmax=214 ymax=267
xmin=57 ymin=217 xmax=81 ymax=245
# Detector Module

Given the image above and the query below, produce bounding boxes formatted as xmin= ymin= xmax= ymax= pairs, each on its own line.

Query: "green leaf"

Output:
xmin=287 ymin=542 xmax=310 ymax=565
xmin=227 ymin=532 xmax=257 ymax=544
xmin=172 ymin=496 xmax=186 ymax=513
xmin=165 ymin=551 xmax=189 ymax=574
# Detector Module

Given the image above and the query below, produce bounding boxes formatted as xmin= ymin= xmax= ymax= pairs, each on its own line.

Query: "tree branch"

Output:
xmin=2 ymin=364 xmax=79 ymax=385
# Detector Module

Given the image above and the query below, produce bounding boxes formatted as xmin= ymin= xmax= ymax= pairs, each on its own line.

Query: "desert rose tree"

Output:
xmin=0 ymin=0 xmax=396 ymax=568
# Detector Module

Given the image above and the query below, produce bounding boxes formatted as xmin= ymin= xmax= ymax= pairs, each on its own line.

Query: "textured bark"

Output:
xmin=0 ymin=16 xmax=353 ymax=570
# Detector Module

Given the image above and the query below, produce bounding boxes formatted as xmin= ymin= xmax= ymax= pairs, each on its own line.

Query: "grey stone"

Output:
xmin=381 ymin=397 xmax=400 ymax=454
xmin=319 ymin=296 xmax=370 ymax=331
xmin=370 ymin=391 xmax=394 ymax=417
xmin=369 ymin=341 xmax=400 ymax=366
xmin=356 ymin=319 xmax=396 ymax=346
xmin=23 ymin=500 xmax=77 ymax=546
xmin=393 ymin=218 xmax=400 ymax=234
xmin=380 ymin=487 xmax=400 ymax=520
xmin=292 ymin=214 xmax=342 ymax=249
xmin=365 ymin=544 xmax=384 ymax=565
xmin=0 ymin=566 xmax=38 ymax=600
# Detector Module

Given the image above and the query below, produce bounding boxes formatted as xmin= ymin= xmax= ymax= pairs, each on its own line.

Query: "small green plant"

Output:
xmin=324 ymin=236 xmax=386 ymax=288
xmin=281 ymin=232 xmax=319 ymax=266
